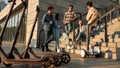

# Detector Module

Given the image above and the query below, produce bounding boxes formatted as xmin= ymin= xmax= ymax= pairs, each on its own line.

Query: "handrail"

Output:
xmin=97 ymin=5 xmax=120 ymax=21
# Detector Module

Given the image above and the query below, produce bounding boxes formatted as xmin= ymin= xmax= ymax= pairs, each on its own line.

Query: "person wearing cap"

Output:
xmin=42 ymin=6 xmax=54 ymax=52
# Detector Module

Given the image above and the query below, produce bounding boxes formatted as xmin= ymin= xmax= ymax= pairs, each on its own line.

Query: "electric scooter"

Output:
xmin=80 ymin=25 xmax=101 ymax=58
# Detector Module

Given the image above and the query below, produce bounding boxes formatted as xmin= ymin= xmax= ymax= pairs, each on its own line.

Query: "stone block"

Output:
xmin=112 ymin=53 xmax=117 ymax=60
xmin=104 ymin=52 xmax=112 ymax=59
xmin=117 ymin=43 xmax=120 ymax=48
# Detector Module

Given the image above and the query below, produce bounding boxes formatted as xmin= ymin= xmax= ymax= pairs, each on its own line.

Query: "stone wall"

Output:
xmin=26 ymin=0 xmax=39 ymax=47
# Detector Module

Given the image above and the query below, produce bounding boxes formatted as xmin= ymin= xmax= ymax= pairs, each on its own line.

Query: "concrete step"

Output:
xmin=48 ymin=40 xmax=120 ymax=60
xmin=69 ymin=33 xmax=73 ymax=39
xmin=92 ymin=38 xmax=120 ymax=43
xmin=117 ymin=43 xmax=120 ymax=48
xmin=95 ymin=30 xmax=120 ymax=36
xmin=107 ymin=22 xmax=120 ymax=26
xmin=108 ymin=38 xmax=120 ymax=42
xmin=94 ymin=34 xmax=111 ymax=38
xmin=92 ymin=38 xmax=104 ymax=42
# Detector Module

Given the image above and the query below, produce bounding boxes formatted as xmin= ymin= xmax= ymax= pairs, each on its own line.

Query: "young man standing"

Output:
xmin=63 ymin=5 xmax=77 ymax=35
xmin=86 ymin=2 xmax=100 ymax=32
xmin=42 ymin=6 xmax=54 ymax=52
xmin=86 ymin=2 xmax=100 ymax=52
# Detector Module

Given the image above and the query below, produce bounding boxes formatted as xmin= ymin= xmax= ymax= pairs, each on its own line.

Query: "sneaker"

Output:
xmin=66 ymin=45 xmax=71 ymax=49
xmin=41 ymin=45 xmax=44 ymax=52
xmin=57 ymin=49 xmax=60 ymax=53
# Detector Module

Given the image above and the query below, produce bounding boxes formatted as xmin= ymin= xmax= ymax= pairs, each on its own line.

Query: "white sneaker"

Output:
xmin=57 ymin=49 xmax=60 ymax=53
xmin=66 ymin=45 xmax=71 ymax=49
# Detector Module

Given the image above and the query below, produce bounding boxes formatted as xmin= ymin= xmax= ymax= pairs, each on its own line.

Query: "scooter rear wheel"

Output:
xmin=80 ymin=49 xmax=86 ymax=58
xmin=61 ymin=54 xmax=71 ymax=64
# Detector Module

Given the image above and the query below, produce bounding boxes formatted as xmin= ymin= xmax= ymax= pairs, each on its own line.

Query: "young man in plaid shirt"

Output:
xmin=63 ymin=5 xmax=77 ymax=35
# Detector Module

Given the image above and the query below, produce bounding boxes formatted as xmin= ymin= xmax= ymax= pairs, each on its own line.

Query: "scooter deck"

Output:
xmin=3 ymin=58 xmax=45 ymax=64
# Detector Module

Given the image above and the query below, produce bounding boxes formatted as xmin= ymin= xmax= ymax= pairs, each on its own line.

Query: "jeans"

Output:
xmin=44 ymin=28 xmax=55 ymax=50
xmin=76 ymin=32 xmax=86 ymax=41
xmin=88 ymin=25 xmax=96 ymax=44
xmin=64 ymin=23 xmax=71 ymax=34
xmin=55 ymin=29 xmax=69 ymax=50
xmin=44 ymin=30 xmax=49 ymax=44
xmin=89 ymin=26 xmax=96 ymax=38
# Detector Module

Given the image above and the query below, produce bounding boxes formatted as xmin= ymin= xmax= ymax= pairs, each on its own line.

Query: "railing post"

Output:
xmin=73 ymin=20 xmax=75 ymax=42
xmin=110 ymin=12 xmax=112 ymax=24
xmin=86 ymin=25 xmax=89 ymax=50
xmin=117 ymin=9 xmax=120 ymax=21
xmin=105 ymin=16 xmax=109 ymax=43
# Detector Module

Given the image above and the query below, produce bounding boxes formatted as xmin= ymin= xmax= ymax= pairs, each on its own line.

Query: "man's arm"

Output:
xmin=63 ymin=12 xmax=67 ymax=23
xmin=71 ymin=12 xmax=77 ymax=21
xmin=42 ymin=14 xmax=47 ymax=24
xmin=86 ymin=8 xmax=94 ymax=21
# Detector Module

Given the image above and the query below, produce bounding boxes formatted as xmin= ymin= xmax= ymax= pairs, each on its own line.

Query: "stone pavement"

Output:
xmin=1 ymin=54 xmax=120 ymax=68
xmin=0 ymin=42 xmax=120 ymax=68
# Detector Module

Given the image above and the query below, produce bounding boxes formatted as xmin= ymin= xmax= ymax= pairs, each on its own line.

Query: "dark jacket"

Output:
xmin=42 ymin=13 xmax=54 ymax=31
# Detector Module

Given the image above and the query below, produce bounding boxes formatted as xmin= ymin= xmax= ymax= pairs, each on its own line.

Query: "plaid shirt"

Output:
xmin=63 ymin=11 xmax=77 ymax=24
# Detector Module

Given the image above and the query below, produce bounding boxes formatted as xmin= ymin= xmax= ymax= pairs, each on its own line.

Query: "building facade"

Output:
xmin=0 ymin=0 xmax=7 ymax=11
xmin=0 ymin=0 xmax=118 ymax=47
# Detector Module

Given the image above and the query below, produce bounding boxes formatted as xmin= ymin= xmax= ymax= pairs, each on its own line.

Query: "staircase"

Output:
xmin=92 ymin=18 xmax=120 ymax=59
xmin=48 ymin=5 xmax=120 ymax=60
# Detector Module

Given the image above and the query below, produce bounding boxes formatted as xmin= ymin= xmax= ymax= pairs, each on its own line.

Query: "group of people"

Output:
xmin=42 ymin=2 xmax=100 ymax=53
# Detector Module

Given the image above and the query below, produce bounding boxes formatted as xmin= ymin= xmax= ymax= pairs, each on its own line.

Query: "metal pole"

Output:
xmin=23 ymin=6 xmax=40 ymax=58
xmin=9 ymin=1 xmax=27 ymax=57
xmin=110 ymin=12 xmax=112 ymax=24
xmin=104 ymin=7 xmax=108 ymax=43
xmin=117 ymin=9 xmax=120 ymax=21
xmin=0 ymin=0 xmax=16 ymax=59
xmin=86 ymin=25 xmax=89 ymax=50
xmin=73 ymin=20 xmax=75 ymax=42
xmin=105 ymin=16 xmax=108 ymax=42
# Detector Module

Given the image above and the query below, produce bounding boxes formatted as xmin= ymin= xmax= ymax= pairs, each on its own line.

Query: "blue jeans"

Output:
xmin=76 ymin=32 xmax=86 ymax=41
xmin=44 ymin=30 xmax=49 ymax=44
xmin=64 ymin=23 xmax=71 ymax=34
xmin=55 ymin=29 xmax=69 ymax=50
xmin=44 ymin=28 xmax=55 ymax=49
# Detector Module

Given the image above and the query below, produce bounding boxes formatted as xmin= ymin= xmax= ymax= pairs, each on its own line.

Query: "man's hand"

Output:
xmin=87 ymin=20 xmax=92 ymax=26
xmin=69 ymin=19 xmax=74 ymax=23
xmin=50 ymin=21 xmax=53 ymax=24
xmin=60 ymin=25 xmax=64 ymax=28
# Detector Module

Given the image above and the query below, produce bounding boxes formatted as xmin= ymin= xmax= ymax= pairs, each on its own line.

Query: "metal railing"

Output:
xmin=86 ymin=5 xmax=120 ymax=50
